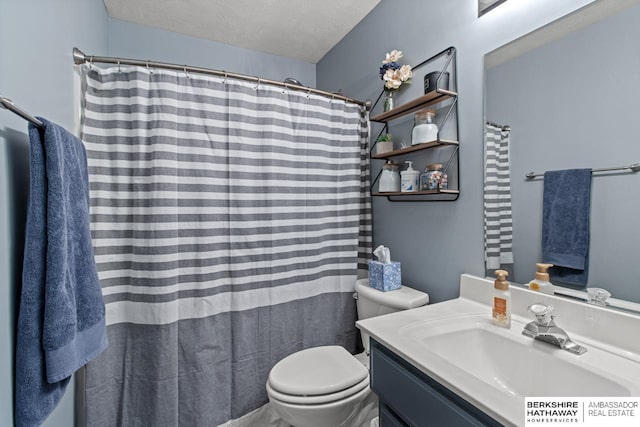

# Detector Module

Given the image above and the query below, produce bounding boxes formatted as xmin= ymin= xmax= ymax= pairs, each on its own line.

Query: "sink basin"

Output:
xmin=399 ymin=315 xmax=636 ymax=399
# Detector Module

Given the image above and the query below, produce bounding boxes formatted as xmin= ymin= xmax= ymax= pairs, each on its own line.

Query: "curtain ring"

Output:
xmin=255 ymin=78 xmax=260 ymax=90
xmin=89 ymin=56 xmax=93 ymax=70
xmin=184 ymin=65 xmax=190 ymax=79
xmin=117 ymin=60 xmax=121 ymax=73
xmin=146 ymin=60 xmax=153 ymax=74
xmin=306 ymin=88 xmax=311 ymax=99
xmin=222 ymin=71 xmax=228 ymax=85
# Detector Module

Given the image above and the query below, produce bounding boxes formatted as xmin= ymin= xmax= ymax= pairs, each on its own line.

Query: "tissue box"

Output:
xmin=368 ymin=261 xmax=401 ymax=291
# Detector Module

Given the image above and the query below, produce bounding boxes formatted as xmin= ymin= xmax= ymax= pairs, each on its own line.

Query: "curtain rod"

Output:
xmin=486 ymin=121 xmax=510 ymax=131
xmin=525 ymin=163 xmax=640 ymax=179
xmin=72 ymin=48 xmax=371 ymax=110
xmin=0 ymin=96 xmax=44 ymax=128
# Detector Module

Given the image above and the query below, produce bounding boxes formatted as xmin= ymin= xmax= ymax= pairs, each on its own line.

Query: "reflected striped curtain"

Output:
xmin=484 ymin=122 xmax=513 ymax=271
xmin=80 ymin=65 xmax=371 ymax=426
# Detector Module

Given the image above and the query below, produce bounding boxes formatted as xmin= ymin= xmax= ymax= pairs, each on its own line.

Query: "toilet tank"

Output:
xmin=354 ymin=279 xmax=429 ymax=355
xmin=355 ymin=279 xmax=429 ymax=320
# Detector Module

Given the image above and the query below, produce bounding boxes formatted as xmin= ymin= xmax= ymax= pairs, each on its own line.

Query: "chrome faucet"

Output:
xmin=522 ymin=303 xmax=587 ymax=355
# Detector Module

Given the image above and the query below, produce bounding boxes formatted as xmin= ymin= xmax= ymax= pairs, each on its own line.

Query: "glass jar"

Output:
xmin=420 ymin=163 xmax=448 ymax=191
xmin=379 ymin=160 xmax=401 ymax=192
xmin=411 ymin=109 xmax=438 ymax=146
xmin=383 ymin=90 xmax=395 ymax=112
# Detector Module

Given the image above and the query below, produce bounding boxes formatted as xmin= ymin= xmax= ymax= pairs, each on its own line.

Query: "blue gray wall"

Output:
xmin=316 ymin=0 xmax=598 ymax=303
xmin=0 ymin=2 xmax=109 ymax=426
xmin=1 ymin=4 xmax=315 ymax=426
xmin=108 ymin=18 xmax=316 ymax=88
xmin=486 ymin=4 xmax=640 ymax=303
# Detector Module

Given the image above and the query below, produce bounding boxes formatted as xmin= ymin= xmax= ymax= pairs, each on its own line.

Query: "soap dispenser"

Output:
xmin=400 ymin=161 xmax=420 ymax=192
xmin=529 ymin=263 xmax=555 ymax=295
xmin=492 ymin=270 xmax=511 ymax=328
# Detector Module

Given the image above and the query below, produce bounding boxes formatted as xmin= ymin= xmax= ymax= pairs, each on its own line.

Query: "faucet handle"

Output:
xmin=528 ymin=303 xmax=554 ymax=326
xmin=586 ymin=288 xmax=611 ymax=306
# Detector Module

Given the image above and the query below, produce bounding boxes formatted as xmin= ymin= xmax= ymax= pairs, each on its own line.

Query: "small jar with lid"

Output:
xmin=411 ymin=109 xmax=438 ymax=146
xmin=379 ymin=160 xmax=401 ymax=192
xmin=420 ymin=163 xmax=448 ymax=191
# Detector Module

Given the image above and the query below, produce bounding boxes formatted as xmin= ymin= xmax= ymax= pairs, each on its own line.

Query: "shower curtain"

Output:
xmin=484 ymin=122 xmax=513 ymax=271
xmin=79 ymin=65 xmax=371 ymax=426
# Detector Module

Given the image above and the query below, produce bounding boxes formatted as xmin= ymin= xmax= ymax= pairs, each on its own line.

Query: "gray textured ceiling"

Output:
xmin=104 ymin=0 xmax=381 ymax=63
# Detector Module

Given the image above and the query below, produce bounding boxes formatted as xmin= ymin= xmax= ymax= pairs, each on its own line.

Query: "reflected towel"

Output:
xmin=15 ymin=118 xmax=107 ymax=427
xmin=541 ymin=168 xmax=592 ymax=288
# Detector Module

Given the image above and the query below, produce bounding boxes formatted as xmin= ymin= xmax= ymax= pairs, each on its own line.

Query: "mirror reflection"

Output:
xmin=484 ymin=3 xmax=640 ymax=307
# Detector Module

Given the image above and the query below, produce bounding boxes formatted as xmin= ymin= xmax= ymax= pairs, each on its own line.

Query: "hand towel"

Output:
xmin=15 ymin=118 xmax=108 ymax=427
xmin=541 ymin=168 xmax=592 ymax=288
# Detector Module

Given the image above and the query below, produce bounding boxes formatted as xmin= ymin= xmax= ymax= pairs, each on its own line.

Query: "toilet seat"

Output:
xmin=267 ymin=346 xmax=369 ymax=404
xmin=266 ymin=376 xmax=369 ymax=405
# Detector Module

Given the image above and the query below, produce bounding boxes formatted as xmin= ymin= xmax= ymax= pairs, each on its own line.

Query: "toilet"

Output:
xmin=266 ymin=278 xmax=429 ymax=427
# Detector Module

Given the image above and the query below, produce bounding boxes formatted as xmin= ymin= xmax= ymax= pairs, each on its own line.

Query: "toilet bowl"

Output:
xmin=267 ymin=346 xmax=370 ymax=427
xmin=266 ymin=279 xmax=428 ymax=427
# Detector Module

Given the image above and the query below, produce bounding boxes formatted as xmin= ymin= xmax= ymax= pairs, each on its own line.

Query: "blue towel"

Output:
xmin=15 ymin=118 xmax=108 ymax=427
xmin=541 ymin=168 xmax=592 ymax=288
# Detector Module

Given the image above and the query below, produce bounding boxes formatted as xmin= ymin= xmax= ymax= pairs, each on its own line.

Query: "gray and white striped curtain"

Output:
xmin=80 ymin=65 xmax=371 ymax=426
xmin=484 ymin=123 xmax=513 ymax=271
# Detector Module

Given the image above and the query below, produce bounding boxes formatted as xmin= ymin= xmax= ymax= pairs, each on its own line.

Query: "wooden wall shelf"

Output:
xmin=370 ymin=89 xmax=457 ymax=122
xmin=372 ymin=189 xmax=459 ymax=196
xmin=371 ymin=139 xmax=458 ymax=159
xmin=369 ymin=47 xmax=459 ymax=202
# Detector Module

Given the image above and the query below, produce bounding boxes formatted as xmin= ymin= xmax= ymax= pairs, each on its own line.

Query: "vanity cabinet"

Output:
xmin=370 ymin=47 xmax=459 ymax=202
xmin=370 ymin=339 xmax=501 ymax=427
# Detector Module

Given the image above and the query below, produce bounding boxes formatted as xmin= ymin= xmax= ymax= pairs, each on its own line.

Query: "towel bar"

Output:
xmin=0 ymin=96 xmax=44 ymax=128
xmin=525 ymin=163 xmax=640 ymax=179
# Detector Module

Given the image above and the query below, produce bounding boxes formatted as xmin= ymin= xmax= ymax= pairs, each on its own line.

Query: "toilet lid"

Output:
xmin=268 ymin=346 xmax=368 ymax=396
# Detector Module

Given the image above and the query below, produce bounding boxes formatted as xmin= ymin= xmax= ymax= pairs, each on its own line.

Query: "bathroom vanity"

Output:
xmin=357 ymin=274 xmax=640 ymax=426
xmin=370 ymin=339 xmax=500 ymax=426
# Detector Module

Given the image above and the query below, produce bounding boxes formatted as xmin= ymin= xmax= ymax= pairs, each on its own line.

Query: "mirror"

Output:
xmin=484 ymin=1 xmax=640 ymax=311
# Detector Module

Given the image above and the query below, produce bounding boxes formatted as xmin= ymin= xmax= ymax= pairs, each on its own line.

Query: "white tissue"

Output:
xmin=373 ymin=245 xmax=391 ymax=264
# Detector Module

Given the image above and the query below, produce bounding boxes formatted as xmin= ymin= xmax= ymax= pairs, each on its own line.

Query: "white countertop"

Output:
xmin=356 ymin=274 xmax=640 ymax=426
